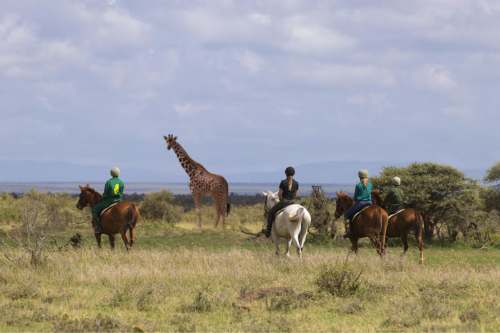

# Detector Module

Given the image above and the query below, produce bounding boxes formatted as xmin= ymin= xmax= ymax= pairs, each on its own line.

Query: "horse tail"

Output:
xmin=225 ymin=179 xmax=231 ymax=216
xmin=127 ymin=204 xmax=139 ymax=229
xmin=288 ymin=207 xmax=305 ymax=223
xmin=415 ymin=210 xmax=425 ymax=263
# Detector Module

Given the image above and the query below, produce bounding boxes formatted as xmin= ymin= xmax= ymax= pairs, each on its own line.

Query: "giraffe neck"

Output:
xmin=171 ymin=142 xmax=200 ymax=178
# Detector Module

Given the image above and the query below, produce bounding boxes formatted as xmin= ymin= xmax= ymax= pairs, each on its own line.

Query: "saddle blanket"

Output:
xmin=100 ymin=202 xmax=120 ymax=217
xmin=352 ymin=205 xmax=371 ymax=223
xmin=388 ymin=209 xmax=406 ymax=221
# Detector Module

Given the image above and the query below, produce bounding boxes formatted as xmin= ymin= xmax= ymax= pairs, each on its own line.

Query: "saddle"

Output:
xmin=351 ymin=205 xmax=371 ymax=224
xmin=388 ymin=209 xmax=405 ymax=221
xmin=100 ymin=202 xmax=120 ymax=217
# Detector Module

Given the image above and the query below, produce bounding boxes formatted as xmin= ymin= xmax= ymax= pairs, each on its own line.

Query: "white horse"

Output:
xmin=262 ymin=191 xmax=312 ymax=258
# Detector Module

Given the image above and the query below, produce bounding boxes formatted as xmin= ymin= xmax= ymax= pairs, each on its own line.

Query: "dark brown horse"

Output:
xmin=76 ymin=185 xmax=140 ymax=250
xmin=371 ymin=190 xmax=424 ymax=263
xmin=334 ymin=192 xmax=388 ymax=256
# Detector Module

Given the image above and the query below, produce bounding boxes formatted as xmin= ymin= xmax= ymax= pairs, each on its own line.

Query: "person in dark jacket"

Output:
xmin=384 ymin=176 xmax=404 ymax=215
xmin=264 ymin=166 xmax=299 ymax=237
xmin=343 ymin=169 xmax=372 ymax=237
xmin=92 ymin=167 xmax=125 ymax=233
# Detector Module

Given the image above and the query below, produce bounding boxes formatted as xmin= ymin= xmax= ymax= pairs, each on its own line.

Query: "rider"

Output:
xmin=92 ymin=167 xmax=125 ymax=233
xmin=343 ymin=169 xmax=373 ymax=238
xmin=264 ymin=166 xmax=299 ymax=237
xmin=384 ymin=176 xmax=404 ymax=215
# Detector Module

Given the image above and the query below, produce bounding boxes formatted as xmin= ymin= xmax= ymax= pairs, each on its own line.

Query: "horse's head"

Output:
xmin=334 ymin=192 xmax=353 ymax=219
xmin=163 ymin=134 xmax=178 ymax=150
xmin=262 ymin=191 xmax=280 ymax=214
xmin=76 ymin=185 xmax=98 ymax=209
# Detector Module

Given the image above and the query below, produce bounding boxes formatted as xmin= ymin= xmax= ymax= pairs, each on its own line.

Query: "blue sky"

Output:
xmin=1 ymin=0 xmax=499 ymax=182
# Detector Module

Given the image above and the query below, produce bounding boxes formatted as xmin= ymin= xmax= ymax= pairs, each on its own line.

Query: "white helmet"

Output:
xmin=392 ymin=176 xmax=401 ymax=186
xmin=110 ymin=166 xmax=120 ymax=177
xmin=358 ymin=169 xmax=369 ymax=179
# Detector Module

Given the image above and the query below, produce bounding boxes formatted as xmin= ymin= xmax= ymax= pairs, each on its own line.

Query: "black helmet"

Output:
xmin=285 ymin=166 xmax=295 ymax=177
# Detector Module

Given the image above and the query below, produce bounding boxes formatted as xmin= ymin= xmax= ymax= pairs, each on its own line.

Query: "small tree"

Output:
xmin=305 ymin=186 xmax=335 ymax=238
xmin=482 ymin=162 xmax=500 ymax=212
xmin=484 ymin=162 xmax=500 ymax=184
xmin=372 ymin=163 xmax=483 ymax=242
xmin=140 ymin=190 xmax=182 ymax=223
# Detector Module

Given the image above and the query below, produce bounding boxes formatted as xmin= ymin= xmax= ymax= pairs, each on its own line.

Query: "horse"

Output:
xmin=262 ymin=191 xmax=312 ymax=258
xmin=371 ymin=190 xmax=424 ymax=264
xmin=76 ymin=185 xmax=140 ymax=250
xmin=334 ymin=192 xmax=388 ymax=256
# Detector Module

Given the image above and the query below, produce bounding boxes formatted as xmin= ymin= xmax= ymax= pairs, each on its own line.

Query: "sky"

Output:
xmin=1 ymin=0 xmax=500 ymax=182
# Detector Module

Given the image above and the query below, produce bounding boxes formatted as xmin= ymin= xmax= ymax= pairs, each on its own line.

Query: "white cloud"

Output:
xmin=238 ymin=50 xmax=264 ymax=74
xmin=283 ymin=16 xmax=355 ymax=54
xmin=416 ymin=65 xmax=457 ymax=93
xmin=174 ymin=103 xmax=211 ymax=116
xmin=291 ymin=63 xmax=395 ymax=87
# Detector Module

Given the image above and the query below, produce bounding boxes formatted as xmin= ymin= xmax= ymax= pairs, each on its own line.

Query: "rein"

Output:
xmin=263 ymin=195 xmax=270 ymax=217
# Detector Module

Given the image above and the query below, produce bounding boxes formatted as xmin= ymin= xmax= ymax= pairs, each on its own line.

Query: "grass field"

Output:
xmin=1 ymin=209 xmax=500 ymax=332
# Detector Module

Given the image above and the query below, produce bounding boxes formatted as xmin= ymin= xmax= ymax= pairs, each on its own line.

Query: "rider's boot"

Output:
xmin=343 ymin=220 xmax=351 ymax=238
xmin=92 ymin=216 xmax=102 ymax=234
xmin=264 ymin=221 xmax=272 ymax=238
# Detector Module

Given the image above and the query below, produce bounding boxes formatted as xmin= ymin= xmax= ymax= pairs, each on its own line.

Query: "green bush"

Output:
xmin=315 ymin=259 xmax=363 ymax=297
xmin=140 ymin=190 xmax=182 ymax=223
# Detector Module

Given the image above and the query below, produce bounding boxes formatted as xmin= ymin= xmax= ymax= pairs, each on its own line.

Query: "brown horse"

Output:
xmin=371 ymin=190 xmax=424 ymax=264
xmin=76 ymin=185 xmax=140 ymax=250
xmin=334 ymin=192 xmax=388 ymax=256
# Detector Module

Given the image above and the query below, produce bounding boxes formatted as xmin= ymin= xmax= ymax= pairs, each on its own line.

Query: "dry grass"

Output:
xmin=1 ymin=236 xmax=500 ymax=332
xmin=1 ymin=194 xmax=500 ymax=332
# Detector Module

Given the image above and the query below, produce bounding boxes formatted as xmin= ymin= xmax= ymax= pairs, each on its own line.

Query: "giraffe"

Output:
xmin=163 ymin=134 xmax=230 ymax=228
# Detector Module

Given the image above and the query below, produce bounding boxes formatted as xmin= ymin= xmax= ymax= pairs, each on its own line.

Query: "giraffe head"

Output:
xmin=163 ymin=134 xmax=178 ymax=150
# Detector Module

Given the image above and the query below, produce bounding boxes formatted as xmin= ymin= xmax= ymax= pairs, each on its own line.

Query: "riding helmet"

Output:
xmin=358 ymin=169 xmax=369 ymax=179
xmin=110 ymin=166 xmax=121 ymax=177
xmin=285 ymin=166 xmax=295 ymax=177
xmin=392 ymin=176 xmax=401 ymax=186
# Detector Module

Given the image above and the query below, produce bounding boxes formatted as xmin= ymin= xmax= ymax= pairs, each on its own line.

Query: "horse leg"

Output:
xmin=370 ymin=236 xmax=382 ymax=256
xmin=285 ymin=238 xmax=292 ymax=257
xmin=272 ymin=231 xmax=280 ymax=256
xmin=128 ymin=227 xmax=135 ymax=247
xmin=401 ymin=233 xmax=409 ymax=254
xmin=120 ymin=231 xmax=130 ymax=251
xmin=292 ymin=235 xmax=302 ymax=259
xmin=416 ymin=225 xmax=424 ymax=264
xmin=350 ymin=237 xmax=359 ymax=254
xmin=108 ymin=234 xmax=115 ymax=249
xmin=95 ymin=233 xmax=102 ymax=248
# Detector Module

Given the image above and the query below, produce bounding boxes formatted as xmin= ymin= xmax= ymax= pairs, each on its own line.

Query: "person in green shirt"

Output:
xmin=343 ymin=169 xmax=373 ymax=237
xmin=92 ymin=167 xmax=125 ymax=233
xmin=384 ymin=176 xmax=404 ymax=215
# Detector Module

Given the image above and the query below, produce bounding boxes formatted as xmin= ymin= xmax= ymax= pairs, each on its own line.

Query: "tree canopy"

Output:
xmin=371 ymin=162 xmax=483 ymax=241
xmin=484 ymin=162 xmax=500 ymax=183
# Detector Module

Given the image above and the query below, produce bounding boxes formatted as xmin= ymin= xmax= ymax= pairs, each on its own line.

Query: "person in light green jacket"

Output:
xmin=92 ymin=167 xmax=125 ymax=233
xmin=343 ymin=169 xmax=373 ymax=237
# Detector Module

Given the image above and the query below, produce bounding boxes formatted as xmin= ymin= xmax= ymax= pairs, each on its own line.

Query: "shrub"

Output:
xmin=315 ymin=258 xmax=363 ymax=297
xmin=140 ymin=190 xmax=182 ymax=223
xmin=465 ymin=210 xmax=499 ymax=248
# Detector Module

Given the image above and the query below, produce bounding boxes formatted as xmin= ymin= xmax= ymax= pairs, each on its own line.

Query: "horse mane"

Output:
xmin=81 ymin=185 xmax=102 ymax=199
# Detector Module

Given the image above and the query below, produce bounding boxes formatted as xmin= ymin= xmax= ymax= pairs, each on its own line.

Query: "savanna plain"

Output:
xmin=0 ymin=192 xmax=499 ymax=332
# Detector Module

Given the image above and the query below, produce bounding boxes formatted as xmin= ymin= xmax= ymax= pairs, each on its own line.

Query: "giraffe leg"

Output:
xmin=212 ymin=191 xmax=225 ymax=228
xmin=193 ymin=191 xmax=202 ymax=229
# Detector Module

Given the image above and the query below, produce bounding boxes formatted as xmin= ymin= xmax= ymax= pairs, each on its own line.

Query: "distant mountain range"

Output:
xmin=0 ymin=159 xmax=486 ymax=184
